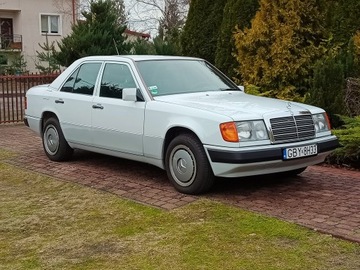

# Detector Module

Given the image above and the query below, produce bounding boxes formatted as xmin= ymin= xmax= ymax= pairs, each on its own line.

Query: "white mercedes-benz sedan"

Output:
xmin=24 ymin=55 xmax=339 ymax=194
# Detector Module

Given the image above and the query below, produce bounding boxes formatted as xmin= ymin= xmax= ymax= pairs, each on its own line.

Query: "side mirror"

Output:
xmin=238 ymin=85 xmax=245 ymax=92
xmin=122 ymin=88 xmax=138 ymax=101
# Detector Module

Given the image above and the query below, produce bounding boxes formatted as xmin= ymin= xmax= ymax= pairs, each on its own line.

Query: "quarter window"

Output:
xmin=41 ymin=14 xmax=60 ymax=34
xmin=61 ymin=63 xmax=101 ymax=95
xmin=100 ymin=63 xmax=136 ymax=99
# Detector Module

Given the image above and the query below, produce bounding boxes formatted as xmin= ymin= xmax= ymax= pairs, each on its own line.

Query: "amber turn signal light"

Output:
xmin=220 ymin=122 xmax=239 ymax=142
xmin=325 ymin=113 xmax=331 ymax=130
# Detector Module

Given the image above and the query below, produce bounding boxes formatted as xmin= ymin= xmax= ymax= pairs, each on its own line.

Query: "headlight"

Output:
xmin=312 ymin=113 xmax=330 ymax=133
xmin=236 ymin=120 xmax=269 ymax=141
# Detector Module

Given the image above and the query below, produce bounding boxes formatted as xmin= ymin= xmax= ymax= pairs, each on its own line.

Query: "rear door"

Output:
xmin=54 ymin=62 xmax=102 ymax=145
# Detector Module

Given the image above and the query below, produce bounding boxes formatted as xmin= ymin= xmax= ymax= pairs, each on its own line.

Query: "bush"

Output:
xmin=306 ymin=39 xmax=360 ymax=125
xmin=306 ymin=55 xmax=347 ymax=117
xmin=326 ymin=116 xmax=360 ymax=169
xmin=233 ymin=0 xmax=324 ymax=101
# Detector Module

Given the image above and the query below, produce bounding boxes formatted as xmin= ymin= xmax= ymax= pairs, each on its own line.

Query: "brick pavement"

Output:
xmin=0 ymin=125 xmax=359 ymax=243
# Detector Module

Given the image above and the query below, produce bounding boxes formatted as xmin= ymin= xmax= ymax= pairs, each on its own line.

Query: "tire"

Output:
xmin=165 ymin=133 xmax=214 ymax=195
xmin=42 ymin=117 xmax=73 ymax=161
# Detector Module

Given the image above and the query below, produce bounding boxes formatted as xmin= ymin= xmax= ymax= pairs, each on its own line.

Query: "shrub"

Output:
xmin=327 ymin=116 xmax=360 ymax=169
xmin=233 ymin=0 xmax=324 ymax=101
xmin=306 ymin=55 xmax=347 ymax=118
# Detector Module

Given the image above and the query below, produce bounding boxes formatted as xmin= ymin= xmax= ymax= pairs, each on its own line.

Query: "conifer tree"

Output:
xmin=307 ymin=37 xmax=360 ymax=117
xmin=35 ymin=35 xmax=61 ymax=74
xmin=153 ymin=35 xmax=180 ymax=55
xmin=181 ymin=0 xmax=227 ymax=63
xmin=55 ymin=0 xmax=129 ymax=67
xmin=353 ymin=31 xmax=360 ymax=60
xmin=215 ymin=0 xmax=259 ymax=79
xmin=234 ymin=0 xmax=324 ymax=100
xmin=7 ymin=54 xmax=27 ymax=75
xmin=130 ymin=38 xmax=156 ymax=55
xmin=322 ymin=0 xmax=360 ymax=46
xmin=308 ymin=56 xmax=346 ymax=116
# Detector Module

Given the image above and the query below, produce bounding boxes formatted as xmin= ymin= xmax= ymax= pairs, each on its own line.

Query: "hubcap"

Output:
xmin=44 ymin=124 xmax=59 ymax=155
xmin=170 ymin=145 xmax=196 ymax=187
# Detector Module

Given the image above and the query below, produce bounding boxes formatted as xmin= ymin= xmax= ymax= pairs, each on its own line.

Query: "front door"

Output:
xmin=0 ymin=18 xmax=13 ymax=49
xmin=91 ymin=62 xmax=145 ymax=156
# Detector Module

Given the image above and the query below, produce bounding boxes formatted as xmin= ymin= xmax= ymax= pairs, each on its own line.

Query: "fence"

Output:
xmin=0 ymin=73 xmax=60 ymax=124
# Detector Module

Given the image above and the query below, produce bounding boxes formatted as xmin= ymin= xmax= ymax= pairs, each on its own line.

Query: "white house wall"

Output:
xmin=0 ymin=0 xmax=75 ymax=72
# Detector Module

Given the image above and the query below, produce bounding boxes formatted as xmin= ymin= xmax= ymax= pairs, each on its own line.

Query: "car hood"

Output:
xmin=154 ymin=91 xmax=322 ymax=120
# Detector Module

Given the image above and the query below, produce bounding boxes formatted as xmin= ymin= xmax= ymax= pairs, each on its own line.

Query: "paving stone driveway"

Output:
xmin=1 ymin=125 xmax=359 ymax=243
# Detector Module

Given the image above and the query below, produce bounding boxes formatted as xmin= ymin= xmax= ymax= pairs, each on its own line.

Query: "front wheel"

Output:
xmin=42 ymin=117 xmax=73 ymax=161
xmin=165 ymin=133 xmax=214 ymax=195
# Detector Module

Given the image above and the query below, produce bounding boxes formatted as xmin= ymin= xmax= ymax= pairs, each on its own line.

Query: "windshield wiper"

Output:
xmin=219 ymin=87 xmax=241 ymax=91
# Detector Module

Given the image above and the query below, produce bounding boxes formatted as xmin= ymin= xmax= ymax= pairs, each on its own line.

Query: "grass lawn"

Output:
xmin=0 ymin=149 xmax=359 ymax=270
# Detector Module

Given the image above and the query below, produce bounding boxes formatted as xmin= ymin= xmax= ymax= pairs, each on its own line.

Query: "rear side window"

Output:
xmin=61 ymin=63 xmax=101 ymax=95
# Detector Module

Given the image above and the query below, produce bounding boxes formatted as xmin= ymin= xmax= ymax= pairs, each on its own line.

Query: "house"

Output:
xmin=124 ymin=29 xmax=151 ymax=42
xmin=0 ymin=0 xmax=77 ymax=73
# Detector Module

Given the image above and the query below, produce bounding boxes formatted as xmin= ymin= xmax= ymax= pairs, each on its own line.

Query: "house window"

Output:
xmin=40 ymin=14 xmax=61 ymax=35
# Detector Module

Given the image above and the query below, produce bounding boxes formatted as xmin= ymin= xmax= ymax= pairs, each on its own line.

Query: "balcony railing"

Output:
xmin=0 ymin=34 xmax=22 ymax=51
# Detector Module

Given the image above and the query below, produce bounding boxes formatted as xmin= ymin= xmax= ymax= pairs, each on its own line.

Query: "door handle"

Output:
xmin=55 ymin=99 xmax=64 ymax=104
xmin=92 ymin=104 xmax=104 ymax=110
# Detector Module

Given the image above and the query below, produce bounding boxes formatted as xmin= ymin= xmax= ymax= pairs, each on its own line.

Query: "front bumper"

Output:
xmin=208 ymin=137 xmax=339 ymax=164
xmin=205 ymin=136 xmax=339 ymax=178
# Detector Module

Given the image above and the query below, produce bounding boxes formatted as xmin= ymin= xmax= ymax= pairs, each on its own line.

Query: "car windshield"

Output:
xmin=136 ymin=59 xmax=239 ymax=97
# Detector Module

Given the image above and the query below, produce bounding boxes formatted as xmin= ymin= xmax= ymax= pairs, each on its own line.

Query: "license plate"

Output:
xmin=283 ymin=144 xmax=318 ymax=160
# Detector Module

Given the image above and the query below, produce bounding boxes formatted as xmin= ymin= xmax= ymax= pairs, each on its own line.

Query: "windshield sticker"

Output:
xmin=149 ymin=85 xmax=158 ymax=95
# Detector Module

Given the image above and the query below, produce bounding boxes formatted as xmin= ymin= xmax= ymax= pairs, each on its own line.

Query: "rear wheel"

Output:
xmin=165 ymin=133 xmax=214 ymax=194
xmin=42 ymin=117 xmax=73 ymax=161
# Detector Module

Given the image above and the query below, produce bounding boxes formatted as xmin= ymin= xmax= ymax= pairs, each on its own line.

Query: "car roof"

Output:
xmin=78 ymin=55 xmax=203 ymax=62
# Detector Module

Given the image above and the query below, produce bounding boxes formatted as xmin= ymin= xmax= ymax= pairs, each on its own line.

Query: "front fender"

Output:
xmin=143 ymin=101 xmax=237 ymax=161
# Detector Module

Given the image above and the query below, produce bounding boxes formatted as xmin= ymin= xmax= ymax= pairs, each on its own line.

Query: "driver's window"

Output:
xmin=100 ymin=63 xmax=136 ymax=99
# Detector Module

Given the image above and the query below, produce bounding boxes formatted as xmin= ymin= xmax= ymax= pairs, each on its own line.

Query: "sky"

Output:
xmin=124 ymin=0 xmax=163 ymax=38
xmin=116 ymin=0 xmax=189 ymax=38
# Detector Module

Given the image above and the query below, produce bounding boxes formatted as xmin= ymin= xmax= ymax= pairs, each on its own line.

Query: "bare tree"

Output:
xmin=53 ymin=0 xmax=127 ymax=25
xmin=126 ymin=0 xmax=189 ymax=37
xmin=52 ymin=0 xmax=81 ymax=23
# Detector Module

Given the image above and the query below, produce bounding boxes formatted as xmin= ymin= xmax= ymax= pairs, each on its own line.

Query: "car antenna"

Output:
xmin=113 ymin=38 xmax=120 ymax=55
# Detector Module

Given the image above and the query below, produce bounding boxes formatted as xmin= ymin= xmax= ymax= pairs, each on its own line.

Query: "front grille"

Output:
xmin=270 ymin=115 xmax=315 ymax=143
